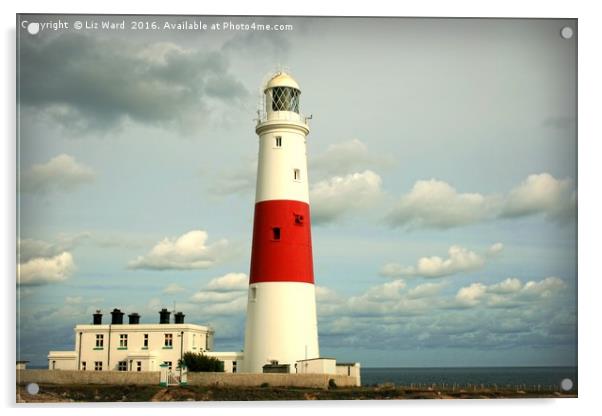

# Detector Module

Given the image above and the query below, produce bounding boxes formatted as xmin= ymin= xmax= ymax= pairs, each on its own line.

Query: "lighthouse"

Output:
xmin=243 ymin=72 xmax=319 ymax=373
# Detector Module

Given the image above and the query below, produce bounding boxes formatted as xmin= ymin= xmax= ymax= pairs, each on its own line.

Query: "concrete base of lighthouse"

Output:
xmin=243 ymin=282 xmax=319 ymax=373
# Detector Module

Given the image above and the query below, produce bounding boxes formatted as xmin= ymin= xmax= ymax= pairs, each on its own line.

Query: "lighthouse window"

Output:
xmin=271 ymin=87 xmax=300 ymax=113
xmin=250 ymin=287 xmax=257 ymax=302
xmin=294 ymin=169 xmax=301 ymax=181
xmin=275 ymin=136 xmax=282 ymax=147
xmin=272 ymin=227 xmax=281 ymax=240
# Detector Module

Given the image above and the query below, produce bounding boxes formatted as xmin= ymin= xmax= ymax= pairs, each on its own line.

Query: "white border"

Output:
xmin=3 ymin=1 xmax=600 ymax=415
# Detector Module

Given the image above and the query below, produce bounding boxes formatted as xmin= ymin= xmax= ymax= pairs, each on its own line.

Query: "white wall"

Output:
xmin=243 ymin=282 xmax=319 ymax=373
xmin=50 ymin=323 xmax=214 ymax=372
xmin=255 ymin=128 xmax=310 ymax=203
xmin=296 ymin=358 xmax=336 ymax=375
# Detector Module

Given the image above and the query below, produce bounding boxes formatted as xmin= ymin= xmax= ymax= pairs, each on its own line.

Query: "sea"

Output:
xmin=360 ymin=367 xmax=577 ymax=389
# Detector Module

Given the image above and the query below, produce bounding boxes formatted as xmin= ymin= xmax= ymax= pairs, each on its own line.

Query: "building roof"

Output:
xmin=264 ymin=71 xmax=300 ymax=91
xmin=74 ymin=323 xmax=212 ymax=332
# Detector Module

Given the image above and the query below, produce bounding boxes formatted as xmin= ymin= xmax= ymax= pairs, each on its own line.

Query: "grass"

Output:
xmin=17 ymin=383 xmax=577 ymax=402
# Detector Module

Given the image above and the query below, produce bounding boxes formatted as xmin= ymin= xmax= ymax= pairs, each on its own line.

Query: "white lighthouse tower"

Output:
xmin=243 ymin=72 xmax=320 ymax=373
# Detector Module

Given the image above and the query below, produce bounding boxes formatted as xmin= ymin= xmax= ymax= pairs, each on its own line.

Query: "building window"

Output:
xmin=95 ymin=334 xmax=104 ymax=348
xmin=81 ymin=361 xmax=86 ymax=371
xmin=118 ymin=361 xmax=127 ymax=372
xmin=164 ymin=361 xmax=173 ymax=370
xmin=275 ymin=136 xmax=282 ymax=147
xmin=164 ymin=333 xmax=173 ymax=347
xmin=272 ymin=227 xmax=281 ymax=240
xmin=143 ymin=334 xmax=148 ymax=348
xmin=137 ymin=361 xmax=142 ymax=372
xmin=94 ymin=361 xmax=103 ymax=371
xmin=294 ymin=168 xmax=301 ymax=181
xmin=232 ymin=361 xmax=237 ymax=373
xmin=119 ymin=334 xmax=128 ymax=348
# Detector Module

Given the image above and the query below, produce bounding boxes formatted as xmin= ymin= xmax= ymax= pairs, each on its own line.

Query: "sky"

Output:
xmin=16 ymin=15 xmax=577 ymax=367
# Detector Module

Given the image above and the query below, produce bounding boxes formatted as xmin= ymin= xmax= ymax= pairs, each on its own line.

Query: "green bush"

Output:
xmin=179 ymin=352 xmax=224 ymax=372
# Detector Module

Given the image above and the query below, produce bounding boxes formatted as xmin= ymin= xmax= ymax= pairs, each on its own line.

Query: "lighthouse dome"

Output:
xmin=264 ymin=71 xmax=300 ymax=92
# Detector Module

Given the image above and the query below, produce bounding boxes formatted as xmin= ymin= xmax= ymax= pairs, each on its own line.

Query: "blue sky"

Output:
xmin=17 ymin=15 xmax=576 ymax=367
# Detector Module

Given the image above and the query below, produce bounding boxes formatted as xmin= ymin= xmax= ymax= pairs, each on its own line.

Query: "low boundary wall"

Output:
xmin=17 ymin=370 xmax=358 ymax=388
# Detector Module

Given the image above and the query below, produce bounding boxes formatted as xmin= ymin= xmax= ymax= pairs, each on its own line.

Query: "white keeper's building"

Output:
xmin=47 ymin=309 xmax=243 ymax=373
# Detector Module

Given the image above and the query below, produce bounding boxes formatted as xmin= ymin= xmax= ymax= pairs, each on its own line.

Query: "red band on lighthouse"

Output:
xmin=249 ymin=199 xmax=314 ymax=284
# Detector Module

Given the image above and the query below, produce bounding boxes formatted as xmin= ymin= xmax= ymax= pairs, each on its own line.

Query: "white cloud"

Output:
xmin=191 ymin=291 xmax=242 ymax=303
xmin=487 ymin=242 xmax=504 ymax=256
xmin=453 ymin=276 xmax=567 ymax=308
xmin=380 ymin=244 xmax=500 ymax=278
xmin=387 ymin=173 xmax=575 ymax=229
xmin=487 ymin=277 xmax=522 ymax=294
xmin=386 ymin=179 xmax=498 ymax=229
xmin=310 ymin=170 xmax=383 ymax=224
xmin=407 ymin=282 xmax=445 ymax=299
xmin=21 ymin=154 xmax=95 ymax=194
xmin=19 ymin=233 xmax=90 ymax=263
xmin=520 ymin=276 xmax=566 ymax=298
xmin=502 ymin=173 xmax=576 ymax=222
xmin=310 ymin=139 xmax=392 ymax=178
xmin=163 ymin=283 xmax=186 ymax=294
xmin=455 ymin=283 xmax=487 ymax=306
xmin=128 ymin=230 xmax=229 ymax=270
xmin=189 ymin=272 xmax=248 ymax=316
xmin=18 ymin=252 xmax=75 ymax=286
xmin=206 ymin=273 xmax=248 ymax=291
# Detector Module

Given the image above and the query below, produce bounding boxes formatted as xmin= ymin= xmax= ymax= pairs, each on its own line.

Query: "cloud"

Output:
xmin=209 ymin=159 xmax=256 ymax=196
xmin=18 ymin=232 xmax=90 ymax=263
xmin=386 ymin=179 xmax=499 ymax=229
xmin=315 ymin=275 xmax=572 ymax=354
xmin=128 ymin=230 xmax=229 ymax=270
xmin=20 ymin=34 xmax=248 ymax=133
xmin=209 ymin=139 xmax=389 ymax=197
xmin=386 ymin=173 xmax=576 ymax=229
xmin=310 ymin=170 xmax=383 ymax=224
xmin=222 ymin=30 xmax=292 ymax=60
xmin=206 ymin=272 xmax=248 ymax=291
xmin=20 ymin=154 xmax=95 ymax=194
xmin=487 ymin=277 xmax=522 ymax=294
xmin=455 ymin=283 xmax=487 ymax=307
xmin=380 ymin=243 xmax=502 ymax=279
xmin=18 ymin=252 xmax=75 ymax=286
xmin=501 ymin=173 xmax=577 ymax=223
xmin=407 ymin=282 xmax=445 ymax=299
xmin=163 ymin=283 xmax=186 ymax=295
xmin=190 ymin=272 xmax=249 ymax=316
xmin=310 ymin=139 xmax=393 ymax=179
xmin=452 ymin=276 xmax=567 ymax=308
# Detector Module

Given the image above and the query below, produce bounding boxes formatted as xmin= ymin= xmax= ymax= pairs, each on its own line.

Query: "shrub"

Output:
xmin=260 ymin=382 xmax=270 ymax=388
xmin=328 ymin=379 xmax=337 ymax=389
xmin=179 ymin=352 xmax=224 ymax=372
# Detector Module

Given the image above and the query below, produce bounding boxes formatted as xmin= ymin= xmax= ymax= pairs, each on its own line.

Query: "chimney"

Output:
xmin=159 ymin=308 xmax=171 ymax=324
xmin=128 ymin=313 xmax=140 ymax=325
xmin=174 ymin=312 xmax=185 ymax=324
xmin=110 ymin=308 xmax=124 ymax=325
xmin=93 ymin=310 xmax=102 ymax=325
